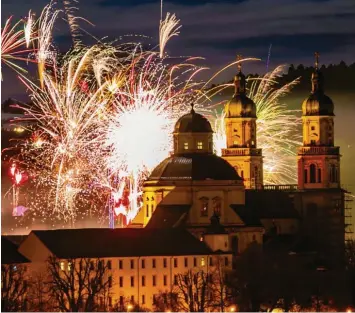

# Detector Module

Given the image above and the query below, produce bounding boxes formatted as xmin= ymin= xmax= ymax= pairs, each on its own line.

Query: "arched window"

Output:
xmin=310 ymin=164 xmax=316 ymax=183
xmin=212 ymin=196 xmax=222 ymax=216
xmin=199 ymin=197 xmax=208 ymax=217
xmin=304 ymin=169 xmax=308 ymax=183
xmin=318 ymin=168 xmax=322 ymax=183
xmin=150 ymin=204 xmax=154 ymax=216
xmin=146 ymin=204 xmax=149 ymax=217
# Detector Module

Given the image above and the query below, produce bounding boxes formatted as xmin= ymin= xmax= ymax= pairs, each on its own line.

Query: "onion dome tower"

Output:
xmin=297 ymin=52 xmax=340 ymax=189
xmin=222 ymin=55 xmax=263 ymax=189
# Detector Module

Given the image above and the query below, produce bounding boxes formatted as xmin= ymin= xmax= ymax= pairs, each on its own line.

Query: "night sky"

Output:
xmin=2 ymin=0 xmax=355 ymax=100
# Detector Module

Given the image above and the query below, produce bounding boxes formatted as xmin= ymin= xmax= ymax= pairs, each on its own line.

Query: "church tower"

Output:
xmin=222 ymin=56 xmax=263 ymax=189
xmin=297 ymin=52 xmax=340 ymax=189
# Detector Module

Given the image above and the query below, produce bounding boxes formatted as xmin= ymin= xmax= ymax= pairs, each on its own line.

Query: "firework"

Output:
xmin=24 ymin=10 xmax=34 ymax=48
xmin=36 ymin=3 xmax=60 ymax=88
xmin=159 ymin=13 xmax=181 ymax=58
xmin=1 ymin=16 xmax=30 ymax=77
xmin=214 ymin=65 xmax=301 ymax=184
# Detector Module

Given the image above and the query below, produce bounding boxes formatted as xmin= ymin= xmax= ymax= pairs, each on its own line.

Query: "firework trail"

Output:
xmin=214 ymin=65 xmax=301 ymax=184
xmin=1 ymin=15 xmax=33 ymax=78
xmin=62 ymin=0 xmax=81 ymax=46
xmin=159 ymin=13 xmax=181 ymax=58
xmin=37 ymin=3 xmax=60 ymax=88
xmin=24 ymin=10 xmax=34 ymax=48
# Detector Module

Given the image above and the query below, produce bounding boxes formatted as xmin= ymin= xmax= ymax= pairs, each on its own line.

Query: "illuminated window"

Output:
xmin=212 ymin=196 xmax=222 ymax=216
xmin=199 ymin=197 xmax=208 ymax=217
xmin=67 ymin=262 xmax=72 ymax=271
xmin=60 ymin=262 xmax=65 ymax=271
xmin=201 ymin=257 xmax=205 ymax=266
xmin=184 ymin=142 xmax=189 ymax=150
xmin=197 ymin=142 xmax=203 ymax=149
xmin=233 ymin=140 xmax=238 ymax=146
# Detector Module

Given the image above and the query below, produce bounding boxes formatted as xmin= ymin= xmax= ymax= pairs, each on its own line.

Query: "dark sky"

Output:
xmin=2 ymin=0 xmax=355 ymax=100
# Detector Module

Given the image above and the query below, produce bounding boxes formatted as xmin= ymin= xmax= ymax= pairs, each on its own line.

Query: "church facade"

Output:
xmin=133 ymin=53 xmax=347 ymax=268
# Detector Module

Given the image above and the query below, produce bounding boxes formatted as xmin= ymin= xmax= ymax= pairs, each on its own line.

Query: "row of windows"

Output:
xmin=200 ymin=197 xmax=222 ymax=217
xmin=59 ymin=256 xmax=229 ymax=272
xmin=184 ymin=142 xmax=204 ymax=150
xmin=304 ymin=164 xmax=338 ymax=184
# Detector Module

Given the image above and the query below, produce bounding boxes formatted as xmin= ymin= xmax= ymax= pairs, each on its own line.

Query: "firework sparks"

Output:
xmin=159 ymin=13 xmax=181 ymax=58
xmin=1 ymin=16 xmax=30 ymax=77
xmin=24 ymin=10 xmax=34 ymax=48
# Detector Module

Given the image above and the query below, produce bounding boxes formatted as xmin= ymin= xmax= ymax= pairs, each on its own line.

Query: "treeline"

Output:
xmin=280 ymin=61 xmax=355 ymax=92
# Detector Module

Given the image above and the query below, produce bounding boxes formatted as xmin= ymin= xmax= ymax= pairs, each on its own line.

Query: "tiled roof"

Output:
xmin=31 ymin=228 xmax=212 ymax=259
xmin=1 ymin=236 xmax=29 ymax=264
xmin=145 ymin=205 xmax=190 ymax=229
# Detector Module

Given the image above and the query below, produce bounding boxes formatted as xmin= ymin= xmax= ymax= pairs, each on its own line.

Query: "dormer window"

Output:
xmin=199 ymin=197 xmax=208 ymax=217
xmin=197 ymin=142 xmax=203 ymax=150
xmin=184 ymin=142 xmax=189 ymax=150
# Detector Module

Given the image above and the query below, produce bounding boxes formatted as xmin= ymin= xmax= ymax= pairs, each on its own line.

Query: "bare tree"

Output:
xmin=174 ymin=270 xmax=211 ymax=312
xmin=1 ymin=264 xmax=28 ymax=312
xmin=153 ymin=291 xmax=179 ymax=312
xmin=26 ymin=271 xmax=55 ymax=312
xmin=209 ymin=256 xmax=234 ymax=312
xmin=47 ymin=256 xmax=112 ymax=312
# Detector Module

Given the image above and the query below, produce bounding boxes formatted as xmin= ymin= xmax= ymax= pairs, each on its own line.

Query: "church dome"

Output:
xmin=302 ymin=92 xmax=334 ymax=116
xmin=225 ymin=94 xmax=256 ymax=118
xmin=225 ymin=61 xmax=256 ymax=118
xmin=174 ymin=106 xmax=213 ymax=133
xmin=149 ymin=154 xmax=241 ymax=181
xmin=302 ymin=59 xmax=334 ymax=116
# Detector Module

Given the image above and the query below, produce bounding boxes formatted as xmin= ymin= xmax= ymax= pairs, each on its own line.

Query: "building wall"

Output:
xmin=261 ymin=218 xmax=299 ymax=235
xmin=26 ymin=254 xmax=233 ymax=311
xmin=142 ymin=182 xmax=245 ymax=227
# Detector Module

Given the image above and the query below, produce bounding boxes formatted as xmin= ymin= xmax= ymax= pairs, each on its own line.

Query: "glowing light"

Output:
xmin=14 ymin=127 xmax=25 ymax=133
xmin=15 ymin=172 xmax=22 ymax=185
xmin=10 ymin=164 xmax=16 ymax=176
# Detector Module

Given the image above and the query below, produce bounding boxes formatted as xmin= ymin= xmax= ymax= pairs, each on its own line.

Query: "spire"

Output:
xmin=311 ymin=51 xmax=324 ymax=94
xmin=234 ymin=54 xmax=246 ymax=95
xmin=190 ymin=102 xmax=195 ymax=114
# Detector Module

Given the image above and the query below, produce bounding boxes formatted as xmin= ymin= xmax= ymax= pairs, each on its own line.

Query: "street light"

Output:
xmin=127 ymin=304 xmax=133 ymax=312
